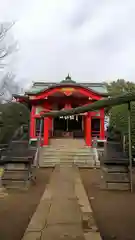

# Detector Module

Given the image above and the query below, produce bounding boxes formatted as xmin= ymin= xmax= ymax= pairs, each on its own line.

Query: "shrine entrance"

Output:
xmin=53 ymin=117 xmax=67 ymax=132
xmin=91 ymin=118 xmax=100 ymax=138
xmin=53 ymin=115 xmax=83 ymax=138
xmin=14 ymin=76 xmax=106 ymax=146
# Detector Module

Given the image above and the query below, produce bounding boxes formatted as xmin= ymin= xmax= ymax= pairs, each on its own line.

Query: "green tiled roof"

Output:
xmin=26 ymin=76 xmax=107 ymax=95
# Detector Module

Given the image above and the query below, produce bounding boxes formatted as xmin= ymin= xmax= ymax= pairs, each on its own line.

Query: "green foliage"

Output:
xmin=105 ymin=79 xmax=135 ymax=96
xmin=106 ymin=79 xmax=135 ymax=147
xmin=109 ymin=104 xmax=128 ymax=134
xmin=0 ymin=102 xmax=30 ymax=144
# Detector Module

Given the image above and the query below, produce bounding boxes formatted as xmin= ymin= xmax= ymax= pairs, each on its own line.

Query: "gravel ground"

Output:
xmin=0 ymin=168 xmax=53 ymax=240
xmin=80 ymin=168 xmax=135 ymax=240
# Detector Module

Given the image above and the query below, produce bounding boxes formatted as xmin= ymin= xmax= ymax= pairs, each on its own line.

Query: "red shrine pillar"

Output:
xmin=43 ymin=103 xmax=52 ymax=145
xmin=100 ymin=109 xmax=105 ymax=140
xmin=30 ymin=106 xmax=35 ymax=139
xmin=44 ymin=117 xmax=49 ymax=145
xmin=85 ymin=113 xmax=92 ymax=146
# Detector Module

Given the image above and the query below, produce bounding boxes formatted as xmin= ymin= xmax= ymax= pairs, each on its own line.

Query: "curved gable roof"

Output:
xmin=26 ymin=82 xmax=108 ymax=97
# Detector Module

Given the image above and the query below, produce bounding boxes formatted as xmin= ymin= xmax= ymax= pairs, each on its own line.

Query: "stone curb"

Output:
xmin=74 ymin=167 xmax=102 ymax=239
xmin=21 ymin=180 xmax=53 ymax=239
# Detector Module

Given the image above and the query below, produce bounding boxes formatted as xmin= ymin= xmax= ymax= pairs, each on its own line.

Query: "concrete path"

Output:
xmin=22 ymin=164 xmax=101 ymax=240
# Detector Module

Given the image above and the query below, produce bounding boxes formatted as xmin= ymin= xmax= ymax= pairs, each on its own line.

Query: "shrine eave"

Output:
xmin=13 ymin=94 xmax=29 ymax=101
xmin=25 ymin=83 xmax=109 ymax=97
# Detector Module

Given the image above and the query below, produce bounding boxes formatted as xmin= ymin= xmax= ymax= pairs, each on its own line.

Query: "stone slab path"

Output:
xmin=22 ymin=164 xmax=101 ymax=240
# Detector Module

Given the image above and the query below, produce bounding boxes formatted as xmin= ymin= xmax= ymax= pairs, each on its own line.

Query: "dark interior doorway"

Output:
xmin=53 ymin=115 xmax=83 ymax=138
xmin=35 ymin=118 xmax=44 ymax=137
xmin=54 ymin=117 xmax=67 ymax=131
xmin=91 ymin=118 xmax=100 ymax=138
xmin=68 ymin=116 xmax=82 ymax=131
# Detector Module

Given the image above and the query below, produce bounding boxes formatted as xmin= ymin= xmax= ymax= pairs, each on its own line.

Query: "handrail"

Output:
xmin=33 ymin=118 xmax=43 ymax=167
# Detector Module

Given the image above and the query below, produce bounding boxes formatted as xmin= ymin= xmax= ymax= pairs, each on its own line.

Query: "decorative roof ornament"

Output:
xmin=60 ymin=74 xmax=76 ymax=83
xmin=65 ymin=74 xmax=71 ymax=81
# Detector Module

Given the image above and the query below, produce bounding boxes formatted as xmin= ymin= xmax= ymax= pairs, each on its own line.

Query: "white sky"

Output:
xmin=0 ymin=0 xmax=135 ymax=85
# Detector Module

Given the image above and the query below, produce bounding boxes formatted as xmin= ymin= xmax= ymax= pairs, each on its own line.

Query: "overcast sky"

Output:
xmin=0 ymin=0 xmax=135 ymax=84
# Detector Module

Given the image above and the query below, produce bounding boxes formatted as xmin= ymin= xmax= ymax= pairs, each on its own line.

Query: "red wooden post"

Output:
xmin=43 ymin=117 xmax=49 ymax=145
xmin=85 ymin=113 xmax=92 ymax=146
xmin=30 ymin=106 xmax=35 ymax=139
xmin=100 ymin=109 xmax=105 ymax=140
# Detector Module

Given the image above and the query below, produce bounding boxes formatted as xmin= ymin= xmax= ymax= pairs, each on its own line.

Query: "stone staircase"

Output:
xmin=0 ymin=141 xmax=37 ymax=190
xmin=2 ymin=162 xmax=32 ymax=189
xmin=39 ymin=139 xmax=100 ymax=168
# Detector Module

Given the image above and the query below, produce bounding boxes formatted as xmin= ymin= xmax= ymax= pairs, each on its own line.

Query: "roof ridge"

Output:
xmin=33 ymin=82 xmax=105 ymax=85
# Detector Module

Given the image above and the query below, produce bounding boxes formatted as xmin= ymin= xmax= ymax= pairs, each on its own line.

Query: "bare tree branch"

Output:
xmin=0 ymin=41 xmax=18 ymax=59
xmin=0 ymin=72 xmax=22 ymax=103
xmin=0 ymin=22 xmax=17 ymax=62
xmin=0 ymin=22 xmax=20 ymax=103
xmin=0 ymin=22 xmax=15 ymax=42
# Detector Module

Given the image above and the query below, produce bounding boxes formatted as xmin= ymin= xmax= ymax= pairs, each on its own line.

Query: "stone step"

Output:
xmin=39 ymin=162 xmax=96 ymax=168
xmin=2 ymin=170 xmax=29 ymax=180
xmin=2 ymin=179 xmax=31 ymax=189
xmin=48 ymin=145 xmax=86 ymax=148
xmin=39 ymin=141 xmax=97 ymax=168
xmin=42 ymin=148 xmax=92 ymax=152
xmin=39 ymin=163 xmax=57 ymax=167
xmin=41 ymin=152 xmax=94 ymax=156
xmin=102 ymin=182 xmax=130 ymax=190
xmin=42 ymin=147 xmax=93 ymax=150
xmin=50 ymin=139 xmax=85 ymax=144
xmin=43 ymin=143 xmax=90 ymax=146
xmin=42 ymin=153 xmax=95 ymax=158
xmin=101 ymin=165 xmax=128 ymax=173
xmin=102 ymin=172 xmax=130 ymax=183
xmin=49 ymin=143 xmax=85 ymax=146
xmin=40 ymin=156 xmax=95 ymax=162
xmin=40 ymin=160 xmax=95 ymax=165
xmin=42 ymin=154 xmax=94 ymax=158
xmin=100 ymin=164 xmax=130 ymax=190
xmin=40 ymin=159 xmax=96 ymax=164
xmin=4 ymin=163 xmax=27 ymax=170
xmin=41 ymin=150 xmax=95 ymax=153
xmin=42 ymin=148 xmax=93 ymax=151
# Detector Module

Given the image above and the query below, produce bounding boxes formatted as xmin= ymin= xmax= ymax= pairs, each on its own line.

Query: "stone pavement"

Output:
xmin=22 ymin=164 xmax=101 ymax=240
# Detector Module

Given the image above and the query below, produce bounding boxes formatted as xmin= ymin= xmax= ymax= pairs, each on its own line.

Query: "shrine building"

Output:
xmin=13 ymin=75 xmax=108 ymax=146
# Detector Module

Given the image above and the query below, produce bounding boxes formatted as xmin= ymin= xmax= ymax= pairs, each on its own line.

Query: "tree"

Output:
xmin=106 ymin=79 xmax=135 ymax=148
xmin=0 ymin=73 xmax=21 ymax=103
xmin=105 ymin=79 xmax=135 ymax=96
xmin=0 ymin=22 xmax=20 ymax=103
xmin=0 ymin=22 xmax=17 ymax=68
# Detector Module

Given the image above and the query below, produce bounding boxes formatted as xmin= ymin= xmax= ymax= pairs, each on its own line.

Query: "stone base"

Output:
xmin=102 ymin=165 xmax=128 ymax=173
xmin=100 ymin=182 xmax=130 ymax=191
xmin=0 ymin=187 xmax=8 ymax=197
xmin=102 ymin=172 xmax=129 ymax=183
xmin=100 ymin=164 xmax=130 ymax=191
xmin=3 ymin=180 xmax=31 ymax=190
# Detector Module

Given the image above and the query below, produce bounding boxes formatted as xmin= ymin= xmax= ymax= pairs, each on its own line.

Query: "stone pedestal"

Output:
xmin=100 ymin=165 xmax=130 ymax=190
